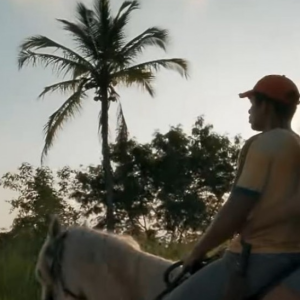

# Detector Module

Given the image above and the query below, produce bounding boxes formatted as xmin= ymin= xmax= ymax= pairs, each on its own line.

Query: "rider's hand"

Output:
xmin=182 ymin=246 xmax=206 ymax=273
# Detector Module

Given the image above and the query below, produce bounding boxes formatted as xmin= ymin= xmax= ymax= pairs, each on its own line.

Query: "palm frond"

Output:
xmin=75 ymin=2 xmax=101 ymax=58
xmin=38 ymin=78 xmax=87 ymax=99
xmin=121 ymin=27 xmax=169 ymax=62
xmin=108 ymin=85 xmax=120 ymax=101
xmin=114 ymin=1 xmax=135 ymax=21
xmin=104 ymin=0 xmax=139 ymax=58
xmin=113 ymin=0 xmax=139 ymax=29
xmin=41 ymin=83 xmax=87 ymax=164
xmin=128 ymin=58 xmax=189 ymax=78
xmin=112 ymin=68 xmax=155 ymax=97
xmin=93 ymin=0 xmax=115 ymax=57
xmin=19 ymin=35 xmax=94 ymax=73
xmin=57 ymin=19 xmax=99 ymax=60
xmin=76 ymin=2 xmax=95 ymax=27
xmin=18 ymin=50 xmax=88 ymax=79
xmin=116 ymin=100 xmax=128 ymax=144
xmin=94 ymin=0 xmax=112 ymax=27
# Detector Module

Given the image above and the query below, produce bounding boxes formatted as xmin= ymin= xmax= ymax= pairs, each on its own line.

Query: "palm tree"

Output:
xmin=17 ymin=0 xmax=189 ymax=231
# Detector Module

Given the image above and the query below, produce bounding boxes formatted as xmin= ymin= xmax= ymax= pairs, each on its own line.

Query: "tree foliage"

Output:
xmin=2 ymin=117 xmax=242 ymax=242
xmin=0 ymin=163 xmax=79 ymax=236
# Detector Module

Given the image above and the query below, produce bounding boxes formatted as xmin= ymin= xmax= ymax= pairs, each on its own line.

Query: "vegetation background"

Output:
xmin=0 ymin=0 xmax=243 ymax=299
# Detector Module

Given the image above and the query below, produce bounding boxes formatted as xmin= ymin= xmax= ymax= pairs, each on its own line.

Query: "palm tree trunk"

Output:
xmin=100 ymin=89 xmax=115 ymax=231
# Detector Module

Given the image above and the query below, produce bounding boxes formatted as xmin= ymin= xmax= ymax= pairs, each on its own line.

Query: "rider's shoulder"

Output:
xmin=247 ymin=129 xmax=300 ymax=154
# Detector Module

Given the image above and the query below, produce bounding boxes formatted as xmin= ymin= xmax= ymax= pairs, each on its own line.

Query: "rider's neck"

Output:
xmin=262 ymin=118 xmax=292 ymax=132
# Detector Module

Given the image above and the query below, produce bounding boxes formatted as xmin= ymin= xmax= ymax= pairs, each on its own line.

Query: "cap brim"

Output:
xmin=239 ymin=90 xmax=254 ymax=99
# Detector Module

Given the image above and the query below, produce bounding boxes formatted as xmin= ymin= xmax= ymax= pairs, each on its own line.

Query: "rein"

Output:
xmin=154 ymin=257 xmax=215 ymax=300
xmin=49 ymin=230 xmax=86 ymax=300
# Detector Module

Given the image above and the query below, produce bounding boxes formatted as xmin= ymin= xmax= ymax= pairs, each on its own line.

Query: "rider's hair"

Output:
xmin=254 ymin=92 xmax=298 ymax=121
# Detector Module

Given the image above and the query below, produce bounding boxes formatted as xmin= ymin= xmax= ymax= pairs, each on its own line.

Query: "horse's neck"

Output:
xmin=67 ymin=230 xmax=173 ymax=300
xmin=133 ymin=252 xmax=173 ymax=300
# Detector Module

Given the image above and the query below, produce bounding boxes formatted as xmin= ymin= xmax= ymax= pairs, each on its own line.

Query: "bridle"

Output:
xmin=49 ymin=230 xmax=87 ymax=300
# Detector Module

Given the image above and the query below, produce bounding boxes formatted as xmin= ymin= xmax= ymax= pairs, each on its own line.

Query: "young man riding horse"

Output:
xmin=165 ymin=75 xmax=300 ymax=300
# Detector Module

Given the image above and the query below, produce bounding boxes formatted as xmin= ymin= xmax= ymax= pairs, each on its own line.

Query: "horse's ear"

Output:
xmin=48 ymin=215 xmax=61 ymax=238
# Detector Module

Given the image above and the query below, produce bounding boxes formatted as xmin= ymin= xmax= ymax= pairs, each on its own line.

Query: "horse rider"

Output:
xmin=165 ymin=75 xmax=300 ymax=300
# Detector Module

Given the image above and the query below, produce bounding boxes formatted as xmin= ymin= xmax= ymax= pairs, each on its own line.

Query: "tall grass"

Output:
xmin=0 ymin=234 xmax=43 ymax=300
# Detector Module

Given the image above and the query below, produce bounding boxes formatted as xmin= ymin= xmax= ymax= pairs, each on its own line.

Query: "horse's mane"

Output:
xmin=64 ymin=225 xmax=172 ymax=272
xmin=110 ymin=232 xmax=141 ymax=251
xmin=66 ymin=225 xmax=142 ymax=253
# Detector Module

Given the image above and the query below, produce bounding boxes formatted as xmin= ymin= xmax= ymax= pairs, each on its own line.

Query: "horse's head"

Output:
xmin=35 ymin=215 xmax=69 ymax=300
xmin=35 ymin=216 xmax=144 ymax=300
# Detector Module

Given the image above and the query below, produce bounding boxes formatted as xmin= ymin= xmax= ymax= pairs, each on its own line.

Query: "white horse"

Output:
xmin=36 ymin=216 xmax=178 ymax=300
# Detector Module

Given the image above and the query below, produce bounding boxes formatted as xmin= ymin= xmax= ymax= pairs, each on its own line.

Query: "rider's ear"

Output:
xmin=48 ymin=215 xmax=61 ymax=238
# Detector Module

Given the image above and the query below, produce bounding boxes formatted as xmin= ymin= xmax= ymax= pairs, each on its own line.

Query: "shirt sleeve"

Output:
xmin=234 ymin=137 xmax=273 ymax=194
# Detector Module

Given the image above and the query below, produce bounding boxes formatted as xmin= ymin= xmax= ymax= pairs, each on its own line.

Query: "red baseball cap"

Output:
xmin=239 ymin=75 xmax=300 ymax=105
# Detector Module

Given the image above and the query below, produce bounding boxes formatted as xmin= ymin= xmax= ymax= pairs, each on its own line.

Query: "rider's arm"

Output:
xmin=191 ymin=137 xmax=272 ymax=258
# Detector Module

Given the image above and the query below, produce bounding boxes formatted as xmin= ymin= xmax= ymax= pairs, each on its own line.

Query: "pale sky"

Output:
xmin=2 ymin=0 xmax=300 ymax=229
